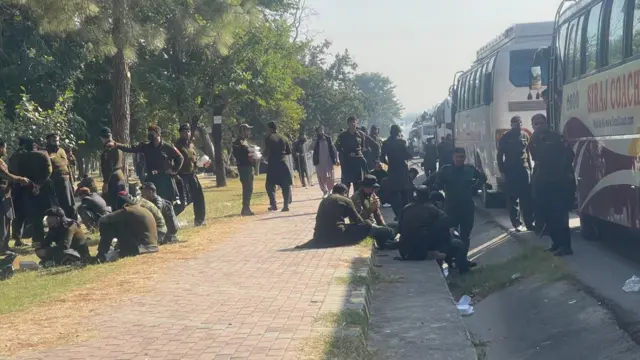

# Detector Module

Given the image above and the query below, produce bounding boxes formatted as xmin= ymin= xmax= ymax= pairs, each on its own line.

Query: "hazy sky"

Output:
xmin=306 ymin=0 xmax=562 ymax=115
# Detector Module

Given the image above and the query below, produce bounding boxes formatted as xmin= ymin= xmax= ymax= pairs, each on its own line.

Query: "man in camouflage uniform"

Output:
xmin=174 ymin=123 xmax=206 ymax=226
xmin=45 ymin=133 xmax=76 ymax=219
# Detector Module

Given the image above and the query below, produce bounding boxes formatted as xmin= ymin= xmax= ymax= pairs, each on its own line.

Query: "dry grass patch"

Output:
xmin=0 ymin=174 xmax=267 ymax=356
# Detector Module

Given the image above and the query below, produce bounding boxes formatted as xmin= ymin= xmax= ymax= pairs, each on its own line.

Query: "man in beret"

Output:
xmin=99 ymin=127 xmax=126 ymax=209
xmin=174 ymin=123 xmax=206 ymax=226
xmin=116 ymin=125 xmax=184 ymax=203
xmin=35 ymin=206 xmax=90 ymax=265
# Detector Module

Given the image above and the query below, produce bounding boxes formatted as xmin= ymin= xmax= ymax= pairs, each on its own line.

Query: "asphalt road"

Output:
xmin=407 ymin=158 xmax=640 ymax=359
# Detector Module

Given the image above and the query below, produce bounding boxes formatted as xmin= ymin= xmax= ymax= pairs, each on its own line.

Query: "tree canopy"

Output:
xmin=0 ymin=0 xmax=404 ymax=161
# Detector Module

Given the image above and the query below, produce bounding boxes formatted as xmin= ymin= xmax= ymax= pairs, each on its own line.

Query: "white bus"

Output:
xmin=531 ymin=0 xmax=640 ymax=239
xmin=435 ymin=97 xmax=454 ymax=143
xmin=453 ymin=22 xmax=554 ymax=207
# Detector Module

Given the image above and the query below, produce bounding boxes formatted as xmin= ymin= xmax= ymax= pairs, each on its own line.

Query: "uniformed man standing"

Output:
xmin=117 ymin=125 xmax=184 ymax=203
xmin=293 ymin=134 xmax=309 ymax=187
xmin=380 ymin=125 xmax=413 ymax=219
xmin=264 ymin=121 xmax=293 ymax=212
xmin=424 ymin=147 xmax=487 ymax=268
xmin=335 ymin=117 xmax=368 ymax=193
xmin=422 ymin=137 xmax=438 ymax=177
xmin=99 ymin=127 xmax=126 ymax=209
xmin=8 ymin=138 xmax=32 ymax=247
xmin=232 ymin=124 xmax=256 ymax=216
xmin=529 ymin=114 xmax=576 ymax=256
xmin=0 ymin=141 xmax=31 ymax=253
xmin=45 ymin=133 xmax=76 ymax=220
xmin=174 ymin=123 xmax=206 ymax=226
xmin=12 ymin=138 xmax=55 ymax=246
xmin=497 ymin=116 xmax=534 ymax=231
xmin=437 ymin=134 xmax=455 ymax=168
xmin=366 ymin=125 xmax=383 ymax=171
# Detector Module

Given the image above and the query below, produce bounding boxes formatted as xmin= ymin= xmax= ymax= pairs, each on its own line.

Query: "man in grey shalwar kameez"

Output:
xmin=312 ymin=126 xmax=338 ymax=197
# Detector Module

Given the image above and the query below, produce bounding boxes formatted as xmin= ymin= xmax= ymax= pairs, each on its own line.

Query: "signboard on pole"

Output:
xmin=213 ymin=116 xmax=222 ymax=124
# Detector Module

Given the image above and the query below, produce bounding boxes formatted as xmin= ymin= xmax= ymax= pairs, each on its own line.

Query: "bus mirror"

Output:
xmin=530 ymin=66 xmax=542 ymax=91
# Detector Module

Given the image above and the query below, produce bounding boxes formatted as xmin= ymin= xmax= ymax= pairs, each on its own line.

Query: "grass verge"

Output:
xmin=302 ymin=309 xmax=375 ymax=360
xmin=447 ymin=245 xmax=568 ymax=301
xmin=0 ymin=174 xmax=268 ymax=356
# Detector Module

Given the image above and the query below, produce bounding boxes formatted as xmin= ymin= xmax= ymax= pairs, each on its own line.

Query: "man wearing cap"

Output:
xmin=96 ymin=191 xmax=159 ymax=262
xmin=395 ymin=186 xmax=469 ymax=273
xmin=11 ymin=137 xmax=56 ymax=246
xmin=116 ymin=125 xmax=184 ymax=203
xmin=0 ymin=140 xmax=31 ymax=253
xmin=99 ymin=127 xmax=126 ymax=209
xmin=76 ymin=173 xmax=99 ymax=195
xmin=232 ymin=123 xmax=256 ymax=216
xmin=141 ymin=182 xmax=179 ymax=244
xmin=174 ymin=123 xmax=206 ymax=226
xmin=35 ymin=207 xmax=90 ymax=265
xmin=45 ymin=133 xmax=76 ymax=220
xmin=335 ymin=116 xmax=369 ymax=194
xmin=497 ymin=116 xmax=534 ymax=232
xmin=264 ymin=121 xmax=293 ymax=211
xmin=351 ymin=175 xmax=396 ymax=247
xmin=381 ymin=124 xmax=413 ymax=219
xmin=77 ymin=187 xmax=110 ymax=232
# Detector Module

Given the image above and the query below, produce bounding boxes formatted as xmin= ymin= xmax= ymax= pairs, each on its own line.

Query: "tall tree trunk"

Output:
xmin=111 ymin=49 xmax=131 ymax=143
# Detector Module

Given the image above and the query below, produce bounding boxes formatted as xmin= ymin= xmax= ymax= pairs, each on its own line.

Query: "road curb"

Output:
xmin=310 ymin=242 xmax=375 ymax=350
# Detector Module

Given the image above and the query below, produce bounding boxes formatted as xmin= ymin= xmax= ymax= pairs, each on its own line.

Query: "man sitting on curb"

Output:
xmin=309 ymin=183 xmax=396 ymax=249
xmin=77 ymin=187 xmax=111 ymax=232
xmin=395 ymin=186 xmax=469 ymax=274
xmin=96 ymin=191 xmax=158 ymax=262
xmin=351 ymin=175 xmax=397 ymax=241
xmin=140 ymin=182 xmax=179 ymax=244
xmin=35 ymin=207 xmax=90 ymax=266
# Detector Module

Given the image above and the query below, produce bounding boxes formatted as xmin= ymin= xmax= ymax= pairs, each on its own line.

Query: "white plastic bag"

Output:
xmin=623 ymin=275 xmax=640 ymax=292
xmin=457 ymin=295 xmax=474 ymax=316
xmin=196 ymin=155 xmax=211 ymax=168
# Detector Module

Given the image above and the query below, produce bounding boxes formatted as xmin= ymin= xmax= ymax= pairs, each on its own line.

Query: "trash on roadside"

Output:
xmin=457 ymin=295 xmax=474 ymax=316
xmin=511 ymin=273 xmax=522 ymax=280
xmin=622 ymin=275 xmax=640 ymax=292
xmin=568 ymin=300 xmax=576 ymax=304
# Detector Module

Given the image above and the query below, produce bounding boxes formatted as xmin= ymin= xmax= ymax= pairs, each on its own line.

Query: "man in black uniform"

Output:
xmin=232 ymin=124 xmax=256 ymax=216
xmin=335 ymin=117 xmax=368 ymax=193
xmin=529 ymin=114 xmax=576 ymax=256
xmin=9 ymin=138 xmax=32 ymax=247
xmin=497 ymin=116 xmax=534 ymax=231
xmin=264 ymin=121 xmax=293 ymax=212
xmin=45 ymin=133 xmax=76 ymax=220
xmin=117 ymin=125 xmax=184 ymax=203
xmin=380 ymin=125 xmax=413 ymax=219
xmin=424 ymin=147 xmax=487 ymax=268
xmin=99 ymin=127 xmax=126 ymax=209
xmin=437 ymin=134 xmax=455 ymax=168
xmin=422 ymin=137 xmax=438 ymax=177
xmin=0 ymin=141 xmax=31 ymax=253
xmin=293 ymin=134 xmax=309 ymax=187
xmin=366 ymin=125 xmax=383 ymax=171
xmin=13 ymin=138 xmax=56 ymax=246
xmin=77 ymin=187 xmax=111 ymax=232
xmin=396 ymin=186 xmax=468 ymax=273
xmin=174 ymin=123 xmax=206 ymax=226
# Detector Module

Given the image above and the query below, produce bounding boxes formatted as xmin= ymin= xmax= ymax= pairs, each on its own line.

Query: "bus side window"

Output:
xmin=585 ymin=2 xmax=604 ymax=72
xmin=631 ymin=0 xmax=640 ymax=55
xmin=466 ymin=73 xmax=473 ymax=109
xmin=566 ymin=20 xmax=577 ymax=81
xmin=574 ymin=16 xmax=585 ymax=77
xmin=460 ymin=76 xmax=468 ymax=111
xmin=606 ymin=0 xmax=627 ymax=65
xmin=478 ymin=62 xmax=487 ymax=105
xmin=469 ymin=69 xmax=477 ymax=108
xmin=484 ymin=55 xmax=496 ymax=105
xmin=475 ymin=64 xmax=484 ymax=105
xmin=558 ymin=24 xmax=569 ymax=83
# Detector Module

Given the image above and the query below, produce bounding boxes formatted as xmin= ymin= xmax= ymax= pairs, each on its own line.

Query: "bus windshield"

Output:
xmin=509 ymin=49 xmax=548 ymax=87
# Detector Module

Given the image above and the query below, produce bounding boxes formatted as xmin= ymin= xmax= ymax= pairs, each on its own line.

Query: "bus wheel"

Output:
xmin=579 ymin=213 xmax=600 ymax=241
xmin=482 ymin=184 xmax=503 ymax=209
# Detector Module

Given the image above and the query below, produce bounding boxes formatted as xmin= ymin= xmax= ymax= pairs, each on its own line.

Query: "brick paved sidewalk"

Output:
xmin=17 ymin=185 xmax=361 ymax=360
